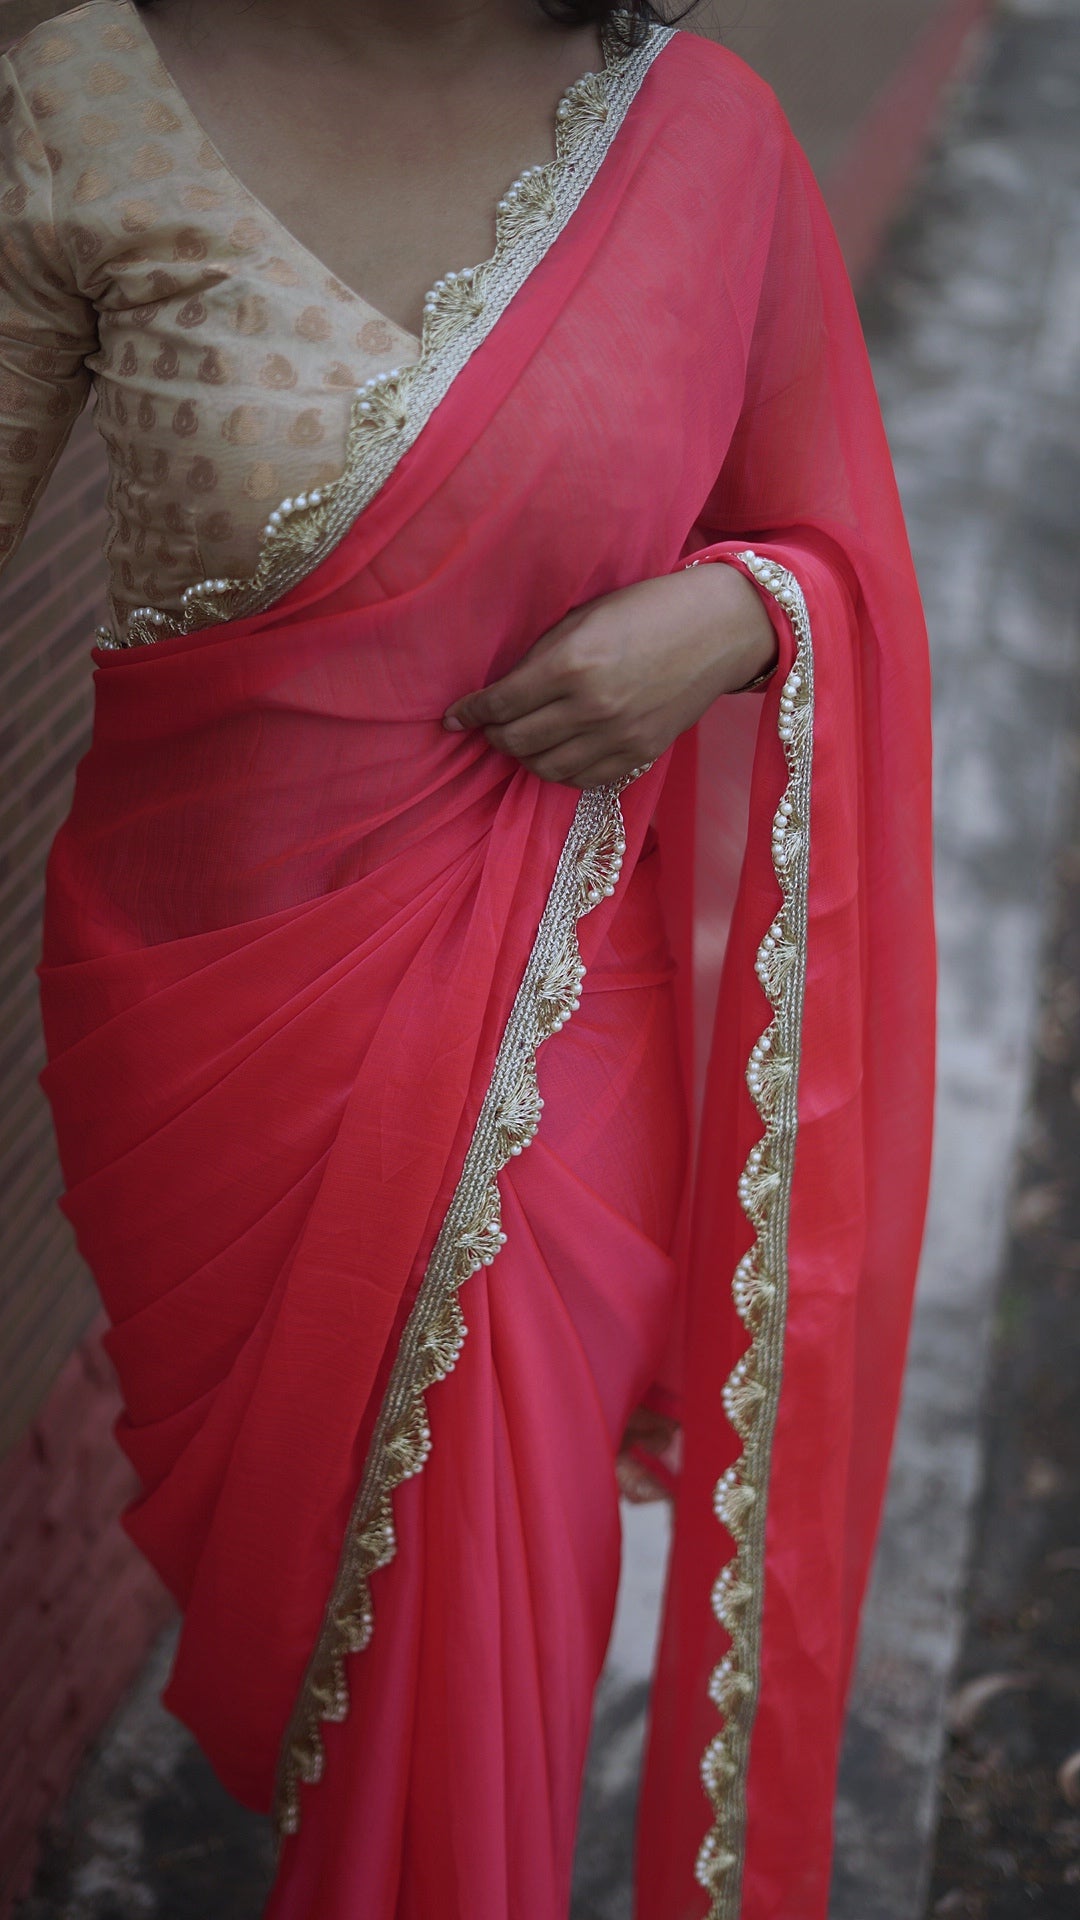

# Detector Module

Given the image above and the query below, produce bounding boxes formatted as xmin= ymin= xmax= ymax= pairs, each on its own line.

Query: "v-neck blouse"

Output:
xmin=0 ymin=0 xmax=428 ymax=638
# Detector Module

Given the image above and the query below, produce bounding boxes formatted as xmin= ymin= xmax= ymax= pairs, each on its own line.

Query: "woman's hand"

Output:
xmin=442 ymin=562 xmax=778 ymax=789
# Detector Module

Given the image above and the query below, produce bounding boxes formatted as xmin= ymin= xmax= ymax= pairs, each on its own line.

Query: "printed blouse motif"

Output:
xmin=0 ymin=0 xmax=421 ymax=635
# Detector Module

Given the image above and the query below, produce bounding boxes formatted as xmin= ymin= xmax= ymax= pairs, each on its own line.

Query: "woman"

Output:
xmin=0 ymin=0 xmax=935 ymax=1914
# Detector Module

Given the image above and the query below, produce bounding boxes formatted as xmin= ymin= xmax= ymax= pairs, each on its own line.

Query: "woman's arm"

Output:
xmin=0 ymin=51 xmax=97 ymax=586
xmin=441 ymin=556 xmax=779 ymax=786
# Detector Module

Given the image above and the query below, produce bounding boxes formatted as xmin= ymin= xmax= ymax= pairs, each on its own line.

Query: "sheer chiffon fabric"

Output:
xmin=263 ymin=848 xmax=687 ymax=1920
xmin=36 ymin=26 xmax=934 ymax=1920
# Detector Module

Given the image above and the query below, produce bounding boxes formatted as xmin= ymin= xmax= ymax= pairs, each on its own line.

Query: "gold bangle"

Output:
xmin=680 ymin=552 xmax=779 ymax=694
xmin=732 ymin=656 xmax=779 ymax=694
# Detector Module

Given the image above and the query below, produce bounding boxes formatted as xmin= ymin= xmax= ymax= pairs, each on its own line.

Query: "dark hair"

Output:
xmin=538 ymin=1 xmax=691 ymax=38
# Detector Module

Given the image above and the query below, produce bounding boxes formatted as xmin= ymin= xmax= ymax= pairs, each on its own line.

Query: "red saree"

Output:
xmin=37 ymin=21 xmax=934 ymax=1920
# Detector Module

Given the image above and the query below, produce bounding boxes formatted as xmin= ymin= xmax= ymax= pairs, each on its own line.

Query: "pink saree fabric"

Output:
xmin=37 ymin=28 xmax=934 ymax=1920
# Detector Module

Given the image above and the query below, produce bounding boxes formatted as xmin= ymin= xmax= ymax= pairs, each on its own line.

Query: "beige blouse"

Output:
xmin=0 ymin=0 xmax=424 ymax=642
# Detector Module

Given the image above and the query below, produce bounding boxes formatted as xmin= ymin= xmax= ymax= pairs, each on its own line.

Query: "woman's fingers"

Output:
xmin=521 ymin=738 xmax=648 ymax=789
xmin=483 ymin=699 xmax=579 ymax=761
xmin=442 ymin=642 xmax=570 ymax=733
xmin=514 ymin=734 xmax=598 ymax=785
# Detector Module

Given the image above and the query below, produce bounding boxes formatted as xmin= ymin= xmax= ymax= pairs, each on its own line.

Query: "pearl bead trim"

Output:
xmin=273 ymin=763 xmax=647 ymax=1839
xmin=694 ymin=549 xmax=815 ymax=1918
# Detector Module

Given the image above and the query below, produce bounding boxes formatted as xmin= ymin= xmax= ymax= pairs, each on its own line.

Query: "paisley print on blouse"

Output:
xmin=0 ymin=0 xmax=422 ymax=634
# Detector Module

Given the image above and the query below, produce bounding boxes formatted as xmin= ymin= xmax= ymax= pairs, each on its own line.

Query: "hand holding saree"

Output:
xmin=22 ymin=15 xmax=935 ymax=1919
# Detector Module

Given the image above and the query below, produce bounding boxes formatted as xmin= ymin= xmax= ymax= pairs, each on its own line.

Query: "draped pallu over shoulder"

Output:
xmin=35 ymin=19 xmax=934 ymax=1920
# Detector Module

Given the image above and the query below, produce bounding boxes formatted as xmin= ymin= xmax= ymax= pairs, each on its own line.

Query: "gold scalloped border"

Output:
xmin=272 ymin=768 xmax=648 ymax=1837
xmin=694 ymin=551 xmax=815 ymax=1915
xmin=95 ymin=13 xmax=674 ymax=652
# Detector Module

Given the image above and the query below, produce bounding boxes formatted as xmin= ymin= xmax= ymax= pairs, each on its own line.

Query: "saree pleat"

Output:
xmin=35 ymin=24 xmax=934 ymax=1920
xmin=263 ymin=856 xmax=686 ymax=1919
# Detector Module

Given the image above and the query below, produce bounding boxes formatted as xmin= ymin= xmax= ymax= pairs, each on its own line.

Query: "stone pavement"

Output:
xmin=15 ymin=2 xmax=1080 ymax=1915
xmin=831 ymin=3 xmax=1080 ymax=1912
xmin=926 ymin=680 xmax=1080 ymax=1918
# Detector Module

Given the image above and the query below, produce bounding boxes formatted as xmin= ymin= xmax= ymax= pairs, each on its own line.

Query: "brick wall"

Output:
xmin=0 ymin=414 xmax=103 ymax=1461
xmin=0 ymin=1330 xmax=173 ymax=1914
xmin=0 ymin=10 xmax=172 ymax=1913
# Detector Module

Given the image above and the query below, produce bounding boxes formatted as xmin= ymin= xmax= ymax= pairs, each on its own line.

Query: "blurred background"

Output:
xmin=1 ymin=0 xmax=1078 ymax=1915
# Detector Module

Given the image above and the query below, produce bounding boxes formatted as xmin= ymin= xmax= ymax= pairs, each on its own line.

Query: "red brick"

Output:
xmin=0 ymin=1544 xmax=47 ymax=1624
xmin=0 ymin=1662 xmax=49 ymax=1771
xmin=58 ymin=1579 xmax=151 ymax=1690
xmin=0 ymin=1356 xmax=164 ymax=1853
xmin=0 ymin=1468 xmax=46 ymax=1559
xmin=32 ymin=1703 xmax=95 ymax=1804
xmin=0 ymin=1603 xmax=51 ymax=1698
xmin=0 ymin=1828 xmax=45 ymax=1919
xmin=33 ymin=1353 xmax=107 ymax=1467
xmin=79 ymin=1322 xmax=118 ymax=1391
xmin=35 ymin=1518 xmax=101 ymax=1612
xmin=23 ymin=1663 xmax=80 ymax=1756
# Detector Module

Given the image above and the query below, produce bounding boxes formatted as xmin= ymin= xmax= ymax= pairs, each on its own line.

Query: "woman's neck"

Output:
xmin=184 ymin=0 xmax=558 ymax=66
xmin=132 ymin=0 xmax=604 ymax=339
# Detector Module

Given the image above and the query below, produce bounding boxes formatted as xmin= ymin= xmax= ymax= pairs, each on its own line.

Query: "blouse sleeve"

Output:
xmin=0 ymin=53 xmax=96 ymax=580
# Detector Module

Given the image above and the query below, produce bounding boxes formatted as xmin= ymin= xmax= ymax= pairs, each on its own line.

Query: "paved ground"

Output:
xmin=14 ymin=2 xmax=1080 ymax=1915
xmin=831 ymin=3 xmax=1080 ymax=1915
xmin=926 ymin=732 xmax=1080 ymax=1920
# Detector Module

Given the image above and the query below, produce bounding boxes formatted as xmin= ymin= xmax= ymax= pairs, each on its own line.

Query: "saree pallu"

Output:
xmin=37 ymin=25 xmax=935 ymax=1920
